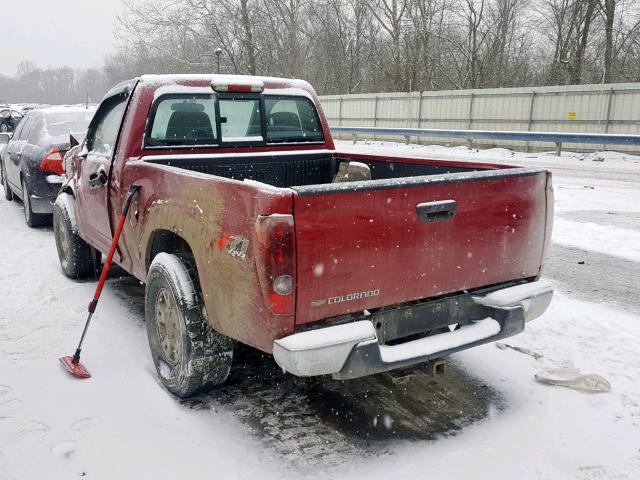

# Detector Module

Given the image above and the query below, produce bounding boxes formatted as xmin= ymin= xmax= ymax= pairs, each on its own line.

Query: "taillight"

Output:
xmin=40 ymin=148 xmax=64 ymax=175
xmin=255 ymin=214 xmax=295 ymax=315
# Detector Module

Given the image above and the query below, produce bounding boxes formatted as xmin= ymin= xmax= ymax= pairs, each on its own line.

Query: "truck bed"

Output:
xmin=141 ymin=149 xmax=551 ymax=329
xmin=141 ymin=150 xmax=491 ymax=188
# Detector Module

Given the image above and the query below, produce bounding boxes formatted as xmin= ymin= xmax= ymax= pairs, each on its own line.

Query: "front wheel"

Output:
xmin=146 ymin=253 xmax=234 ymax=398
xmin=1 ymin=161 xmax=12 ymax=201
xmin=53 ymin=194 xmax=99 ymax=279
xmin=22 ymin=178 xmax=50 ymax=227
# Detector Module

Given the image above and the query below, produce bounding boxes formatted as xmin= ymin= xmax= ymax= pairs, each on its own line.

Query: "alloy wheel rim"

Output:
xmin=58 ymin=217 xmax=71 ymax=261
xmin=155 ymin=288 xmax=182 ymax=367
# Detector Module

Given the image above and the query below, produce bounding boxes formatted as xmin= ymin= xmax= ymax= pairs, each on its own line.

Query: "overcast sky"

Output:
xmin=0 ymin=0 xmax=124 ymax=76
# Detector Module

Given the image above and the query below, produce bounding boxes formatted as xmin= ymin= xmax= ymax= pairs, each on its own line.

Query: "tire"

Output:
xmin=22 ymin=178 xmax=50 ymax=227
xmin=53 ymin=194 xmax=99 ymax=279
xmin=1 ymin=161 xmax=12 ymax=201
xmin=145 ymin=253 xmax=234 ymax=398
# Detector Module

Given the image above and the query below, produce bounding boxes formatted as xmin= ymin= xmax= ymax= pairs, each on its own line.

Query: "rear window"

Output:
xmin=146 ymin=93 xmax=324 ymax=148
xmin=265 ymin=96 xmax=323 ymax=143
xmin=149 ymin=95 xmax=217 ymax=146
xmin=0 ymin=109 xmax=22 ymax=121
xmin=219 ymin=98 xmax=262 ymax=142
xmin=45 ymin=110 xmax=95 ymax=136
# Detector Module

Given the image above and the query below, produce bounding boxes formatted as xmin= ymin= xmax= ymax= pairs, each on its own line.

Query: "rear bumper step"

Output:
xmin=273 ymin=279 xmax=553 ymax=379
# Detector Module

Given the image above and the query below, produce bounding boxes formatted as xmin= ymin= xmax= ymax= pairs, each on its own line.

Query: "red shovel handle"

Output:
xmin=61 ymin=185 xmax=141 ymax=378
xmin=89 ymin=185 xmax=141 ymax=311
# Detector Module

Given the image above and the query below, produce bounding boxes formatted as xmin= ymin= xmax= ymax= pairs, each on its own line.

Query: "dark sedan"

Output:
xmin=1 ymin=106 xmax=96 ymax=227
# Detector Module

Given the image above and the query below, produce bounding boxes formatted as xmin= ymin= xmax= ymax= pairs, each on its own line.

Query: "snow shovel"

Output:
xmin=59 ymin=185 xmax=141 ymax=379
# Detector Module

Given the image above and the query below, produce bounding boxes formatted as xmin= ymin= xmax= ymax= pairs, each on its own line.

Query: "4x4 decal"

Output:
xmin=215 ymin=232 xmax=249 ymax=260
xmin=228 ymin=235 xmax=250 ymax=259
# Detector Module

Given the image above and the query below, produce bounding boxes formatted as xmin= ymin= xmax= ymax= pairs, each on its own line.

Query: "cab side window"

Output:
xmin=88 ymin=99 xmax=127 ymax=157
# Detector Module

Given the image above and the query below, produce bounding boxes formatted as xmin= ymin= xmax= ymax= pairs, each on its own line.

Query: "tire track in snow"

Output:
xmin=179 ymin=344 xmax=504 ymax=469
xmin=546 ymin=244 xmax=640 ymax=314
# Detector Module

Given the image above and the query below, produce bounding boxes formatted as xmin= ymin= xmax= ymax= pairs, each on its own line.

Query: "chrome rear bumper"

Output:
xmin=273 ymin=280 xmax=553 ymax=378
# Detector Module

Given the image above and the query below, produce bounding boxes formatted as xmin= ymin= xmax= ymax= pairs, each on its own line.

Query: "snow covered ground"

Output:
xmin=1 ymin=142 xmax=640 ymax=479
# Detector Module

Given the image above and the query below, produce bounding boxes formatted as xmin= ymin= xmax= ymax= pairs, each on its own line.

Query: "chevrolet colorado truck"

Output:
xmin=54 ymin=74 xmax=554 ymax=398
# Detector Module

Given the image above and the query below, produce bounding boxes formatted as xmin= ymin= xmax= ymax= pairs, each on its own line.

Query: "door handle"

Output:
xmin=88 ymin=168 xmax=108 ymax=187
xmin=416 ymin=200 xmax=457 ymax=223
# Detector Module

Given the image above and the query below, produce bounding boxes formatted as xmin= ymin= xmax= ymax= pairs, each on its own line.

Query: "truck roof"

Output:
xmin=140 ymin=74 xmax=314 ymax=91
xmin=105 ymin=74 xmax=317 ymax=98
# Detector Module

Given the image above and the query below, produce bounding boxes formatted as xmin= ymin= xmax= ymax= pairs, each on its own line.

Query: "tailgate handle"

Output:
xmin=416 ymin=200 xmax=456 ymax=223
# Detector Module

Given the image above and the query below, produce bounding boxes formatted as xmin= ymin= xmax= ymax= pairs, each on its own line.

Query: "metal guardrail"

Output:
xmin=331 ymin=126 xmax=640 ymax=155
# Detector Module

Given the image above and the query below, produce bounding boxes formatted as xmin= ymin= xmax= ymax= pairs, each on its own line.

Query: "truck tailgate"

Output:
xmin=292 ymin=168 xmax=550 ymax=325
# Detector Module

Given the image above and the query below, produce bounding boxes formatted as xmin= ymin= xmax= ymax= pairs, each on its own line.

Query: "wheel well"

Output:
xmin=147 ymin=230 xmax=195 ymax=272
xmin=18 ymin=170 xmax=24 ymax=198
xmin=61 ymin=183 xmax=74 ymax=197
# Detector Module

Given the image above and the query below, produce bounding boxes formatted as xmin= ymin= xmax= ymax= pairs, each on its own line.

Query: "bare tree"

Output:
xmin=569 ymin=0 xmax=597 ymax=84
xmin=366 ymin=0 xmax=410 ymax=90
xmin=598 ymin=0 xmax=615 ymax=82
xmin=8 ymin=0 xmax=640 ymax=103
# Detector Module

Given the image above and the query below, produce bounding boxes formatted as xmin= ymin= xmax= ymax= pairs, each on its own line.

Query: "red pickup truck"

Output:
xmin=54 ymin=75 xmax=554 ymax=397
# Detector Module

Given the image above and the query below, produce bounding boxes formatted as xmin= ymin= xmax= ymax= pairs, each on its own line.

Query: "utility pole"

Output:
xmin=215 ymin=48 xmax=223 ymax=74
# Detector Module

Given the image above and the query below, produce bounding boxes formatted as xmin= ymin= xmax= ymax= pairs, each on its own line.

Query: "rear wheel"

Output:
xmin=53 ymin=194 xmax=99 ymax=279
xmin=1 ymin=162 xmax=12 ymax=201
xmin=22 ymin=178 xmax=50 ymax=228
xmin=146 ymin=253 xmax=234 ymax=398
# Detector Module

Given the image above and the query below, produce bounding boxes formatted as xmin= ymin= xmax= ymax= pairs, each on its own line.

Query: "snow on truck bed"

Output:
xmin=1 ymin=141 xmax=640 ymax=479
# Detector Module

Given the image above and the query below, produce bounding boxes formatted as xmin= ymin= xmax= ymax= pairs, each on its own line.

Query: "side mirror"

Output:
xmin=78 ymin=142 xmax=89 ymax=159
xmin=0 ymin=132 xmax=11 ymax=144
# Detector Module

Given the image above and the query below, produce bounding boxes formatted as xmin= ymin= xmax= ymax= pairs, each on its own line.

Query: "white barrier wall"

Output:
xmin=319 ymin=83 xmax=640 ymax=152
